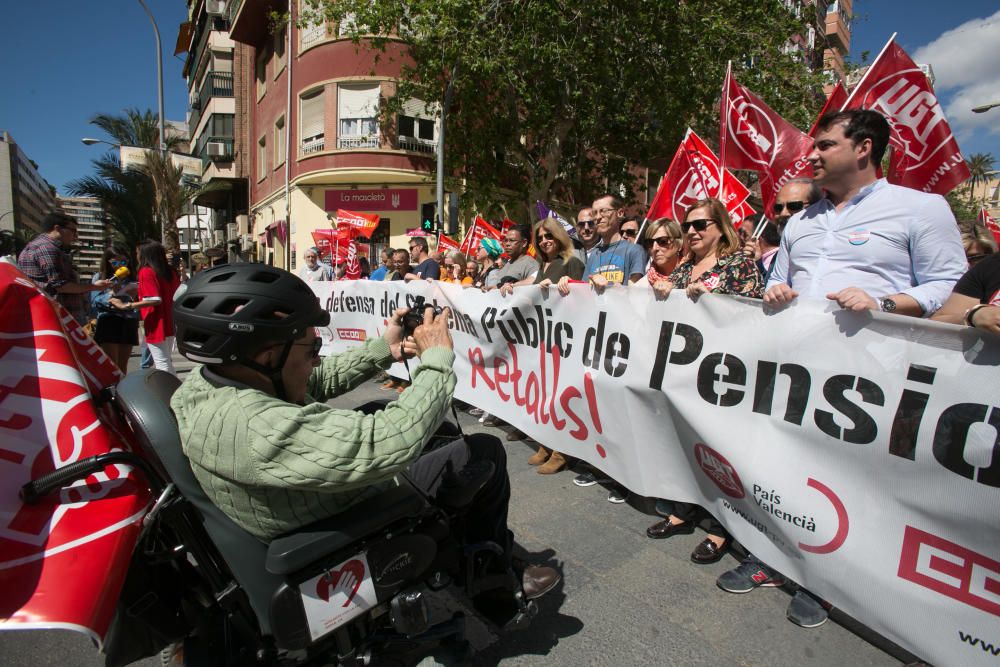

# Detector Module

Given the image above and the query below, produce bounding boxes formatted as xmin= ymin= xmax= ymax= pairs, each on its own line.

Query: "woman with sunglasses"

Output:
xmin=524 ymin=216 xmax=585 ymax=470
xmin=634 ymin=218 xmax=683 ymax=299
xmin=646 ymin=198 xmax=762 ymax=564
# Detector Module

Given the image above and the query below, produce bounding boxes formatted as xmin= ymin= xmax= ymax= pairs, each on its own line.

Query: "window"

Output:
xmin=274 ymin=116 xmax=286 ymax=167
xmin=274 ymin=25 xmax=287 ymax=76
xmin=300 ymin=0 xmax=327 ymax=47
xmin=397 ymin=98 xmax=437 ymax=152
xmin=300 ymin=88 xmax=325 ymax=153
xmin=338 ymin=83 xmax=379 ymax=148
xmin=257 ymin=135 xmax=267 ymax=180
xmin=255 ymin=50 xmax=267 ymax=99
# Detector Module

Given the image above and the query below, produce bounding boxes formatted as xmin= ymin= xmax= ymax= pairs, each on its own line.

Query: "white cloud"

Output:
xmin=912 ymin=11 xmax=1000 ymax=139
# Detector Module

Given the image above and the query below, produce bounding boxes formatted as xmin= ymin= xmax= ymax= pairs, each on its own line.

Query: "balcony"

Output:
xmin=198 ymin=136 xmax=235 ymax=169
xmin=189 ymin=71 xmax=235 ymax=137
xmin=337 ymin=135 xmax=380 ymax=149
xmin=301 ymin=136 xmax=326 ymax=155
xmin=398 ymin=136 xmax=438 ymax=154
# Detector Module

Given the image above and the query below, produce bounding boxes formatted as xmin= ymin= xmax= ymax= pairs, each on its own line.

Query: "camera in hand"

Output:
xmin=401 ymin=296 xmax=442 ymax=336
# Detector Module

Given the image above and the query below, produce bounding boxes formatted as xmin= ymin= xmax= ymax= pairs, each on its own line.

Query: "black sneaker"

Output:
xmin=717 ymin=554 xmax=786 ymax=593
xmin=607 ymin=487 xmax=628 ymax=504
xmin=787 ymin=590 xmax=830 ymax=628
xmin=573 ymin=471 xmax=605 ymax=487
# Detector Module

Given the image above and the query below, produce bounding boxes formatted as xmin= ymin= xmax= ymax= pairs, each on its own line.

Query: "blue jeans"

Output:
xmin=140 ymin=344 xmax=153 ymax=369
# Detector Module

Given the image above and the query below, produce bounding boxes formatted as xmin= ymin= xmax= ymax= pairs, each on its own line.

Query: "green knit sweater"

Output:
xmin=171 ymin=338 xmax=456 ymax=540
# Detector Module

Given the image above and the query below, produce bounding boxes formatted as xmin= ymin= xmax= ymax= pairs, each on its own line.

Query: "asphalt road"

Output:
xmin=0 ymin=351 xmax=917 ymax=666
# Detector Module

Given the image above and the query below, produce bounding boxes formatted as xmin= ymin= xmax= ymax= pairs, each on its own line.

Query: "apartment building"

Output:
xmin=57 ymin=196 xmax=108 ymax=278
xmin=0 ymin=131 xmax=60 ymax=238
xmin=177 ymin=0 xmax=252 ymax=263
xmin=228 ymin=0 xmax=439 ymax=269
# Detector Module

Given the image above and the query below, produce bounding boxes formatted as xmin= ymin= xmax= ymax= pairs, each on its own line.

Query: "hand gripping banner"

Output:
xmin=310 ymin=279 xmax=1000 ymax=667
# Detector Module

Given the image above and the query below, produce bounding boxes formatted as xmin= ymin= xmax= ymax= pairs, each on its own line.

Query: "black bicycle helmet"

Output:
xmin=174 ymin=264 xmax=330 ymax=395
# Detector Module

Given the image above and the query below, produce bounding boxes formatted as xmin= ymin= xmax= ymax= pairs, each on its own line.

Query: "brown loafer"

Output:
xmin=521 ymin=564 xmax=561 ymax=600
xmin=691 ymin=537 xmax=729 ymax=564
xmin=646 ymin=519 xmax=694 ymax=539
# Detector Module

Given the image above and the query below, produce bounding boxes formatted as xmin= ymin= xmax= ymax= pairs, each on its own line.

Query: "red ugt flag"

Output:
xmin=460 ymin=216 xmax=502 ymax=256
xmin=979 ymin=208 xmax=1000 ymax=246
xmin=647 ymin=129 xmax=752 ymax=224
xmin=809 ymin=81 xmax=848 ymax=137
xmin=719 ymin=67 xmax=814 ymax=215
xmin=842 ymin=38 xmax=971 ymax=195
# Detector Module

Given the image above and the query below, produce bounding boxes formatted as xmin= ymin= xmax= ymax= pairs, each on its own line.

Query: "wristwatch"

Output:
xmin=879 ymin=297 xmax=897 ymax=313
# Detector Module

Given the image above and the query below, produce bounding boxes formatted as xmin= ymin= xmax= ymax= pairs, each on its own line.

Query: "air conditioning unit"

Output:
xmin=205 ymin=0 xmax=227 ymax=17
xmin=206 ymin=141 xmax=228 ymax=157
xmin=226 ymin=223 xmax=238 ymax=239
xmin=213 ymin=230 xmax=226 ymax=246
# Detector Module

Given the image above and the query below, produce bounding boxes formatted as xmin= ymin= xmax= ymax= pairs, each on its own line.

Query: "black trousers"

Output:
xmin=407 ymin=435 xmax=514 ymax=562
xmin=661 ymin=500 xmax=727 ymax=538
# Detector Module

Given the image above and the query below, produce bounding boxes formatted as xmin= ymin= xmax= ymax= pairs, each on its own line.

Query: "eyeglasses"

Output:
xmin=577 ymin=220 xmax=596 ymax=228
xmin=537 ymin=232 xmax=556 ymax=242
xmin=293 ymin=338 xmax=323 ymax=359
xmin=644 ymin=237 xmax=676 ymax=248
xmin=622 ymin=228 xmax=638 ymax=238
xmin=501 ymin=237 xmax=522 ymax=245
xmin=773 ymin=200 xmax=807 ymax=214
xmin=681 ymin=219 xmax=718 ymax=233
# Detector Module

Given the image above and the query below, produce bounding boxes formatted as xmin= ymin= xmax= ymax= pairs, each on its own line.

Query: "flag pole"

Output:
xmin=840 ymin=32 xmax=897 ymax=110
xmin=719 ymin=60 xmax=731 ymax=197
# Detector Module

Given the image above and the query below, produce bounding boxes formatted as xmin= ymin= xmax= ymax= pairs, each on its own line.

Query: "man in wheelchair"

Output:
xmin=170 ymin=263 xmax=560 ymax=606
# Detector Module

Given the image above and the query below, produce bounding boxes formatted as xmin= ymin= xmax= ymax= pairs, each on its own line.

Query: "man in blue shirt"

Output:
xmin=764 ymin=110 xmax=966 ymax=316
xmin=584 ymin=194 xmax=647 ymax=289
xmin=404 ymin=237 xmax=441 ymax=281
xmin=368 ymin=247 xmax=392 ymax=281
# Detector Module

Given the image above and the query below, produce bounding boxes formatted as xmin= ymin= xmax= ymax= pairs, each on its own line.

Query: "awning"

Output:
xmin=174 ymin=21 xmax=193 ymax=56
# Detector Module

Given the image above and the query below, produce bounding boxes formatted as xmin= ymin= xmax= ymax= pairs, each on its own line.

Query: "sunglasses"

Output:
xmin=293 ymin=338 xmax=323 ymax=359
xmin=537 ymin=232 xmax=556 ymax=242
xmin=622 ymin=229 xmax=639 ymax=238
xmin=644 ymin=237 xmax=676 ymax=248
xmin=773 ymin=200 xmax=807 ymax=214
xmin=577 ymin=220 xmax=596 ymax=228
xmin=681 ymin=219 xmax=718 ymax=233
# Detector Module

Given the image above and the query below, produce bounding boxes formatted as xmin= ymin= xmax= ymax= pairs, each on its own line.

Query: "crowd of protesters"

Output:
xmin=11 ymin=109 xmax=998 ymax=638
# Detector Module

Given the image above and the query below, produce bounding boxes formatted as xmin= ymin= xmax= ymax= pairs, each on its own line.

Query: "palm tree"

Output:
xmin=966 ymin=152 xmax=996 ymax=207
xmin=79 ymin=108 xmax=188 ymax=253
xmin=67 ymin=153 xmax=158 ymax=253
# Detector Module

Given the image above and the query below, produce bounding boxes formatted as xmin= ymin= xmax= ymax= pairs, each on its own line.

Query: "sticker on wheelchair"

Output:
xmin=300 ymin=553 xmax=377 ymax=641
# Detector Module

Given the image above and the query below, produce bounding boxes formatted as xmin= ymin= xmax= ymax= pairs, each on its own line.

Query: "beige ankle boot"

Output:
xmin=537 ymin=451 xmax=567 ymax=474
xmin=527 ymin=446 xmax=551 ymax=465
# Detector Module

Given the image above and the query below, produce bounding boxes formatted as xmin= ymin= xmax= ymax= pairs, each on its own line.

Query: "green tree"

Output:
xmin=965 ymin=152 xmax=995 ymax=207
xmin=301 ymin=0 xmax=825 ymax=218
xmin=67 ymin=152 xmax=158 ymax=253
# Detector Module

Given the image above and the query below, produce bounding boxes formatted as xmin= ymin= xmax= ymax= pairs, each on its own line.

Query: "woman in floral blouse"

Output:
xmin=645 ymin=197 xmax=761 ymax=565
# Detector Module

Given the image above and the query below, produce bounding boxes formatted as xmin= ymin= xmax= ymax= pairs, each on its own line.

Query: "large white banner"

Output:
xmin=312 ymin=280 xmax=1000 ymax=667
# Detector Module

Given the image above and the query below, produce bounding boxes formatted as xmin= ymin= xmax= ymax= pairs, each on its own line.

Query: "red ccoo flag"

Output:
xmin=334 ymin=209 xmax=381 ymax=239
xmin=437 ymin=233 xmax=461 ymax=253
xmin=809 ymin=81 xmax=848 ymax=137
xmin=720 ymin=65 xmax=814 ymax=215
xmin=978 ymin=208 xmax=1000 ymax=246
xmin=460 ymin=216 xmax=502 ymax=256
xmin=841 ymin=36 xmax=971 ymax=196
xmin=648 ymin=129 xmax=752 ymax=223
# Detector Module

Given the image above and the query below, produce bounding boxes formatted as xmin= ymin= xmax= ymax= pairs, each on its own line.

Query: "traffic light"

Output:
xmin=420 ymin=202 xmax=436 ymax=232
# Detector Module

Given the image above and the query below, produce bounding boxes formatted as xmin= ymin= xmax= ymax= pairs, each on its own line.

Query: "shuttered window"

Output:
xmin=300 ymin=88 xmax=325 ymax=152
xmin=338 ymin=83 xmax=379 ymax=141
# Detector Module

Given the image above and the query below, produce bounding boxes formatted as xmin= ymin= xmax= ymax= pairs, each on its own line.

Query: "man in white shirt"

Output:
xmin=764 ymin=110 xmax=966 ymax=317
xmin=299 ymin=247 xmax=332 ymax=282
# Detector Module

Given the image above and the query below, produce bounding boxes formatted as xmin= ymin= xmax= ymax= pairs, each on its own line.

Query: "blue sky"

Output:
xmin=2 ymin=1 xmax=998 ymax=198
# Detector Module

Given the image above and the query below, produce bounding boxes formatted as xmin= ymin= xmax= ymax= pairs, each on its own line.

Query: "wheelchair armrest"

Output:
xmin=265 ymin=482 xmax=428 ymax=576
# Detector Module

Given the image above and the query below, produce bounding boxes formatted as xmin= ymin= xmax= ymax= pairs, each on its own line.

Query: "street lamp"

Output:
xmin=972 ymin=102 xmax=1000 ymax=114
xmin=135 ymin=0 xmax=166 ymax=154
xmin=81 ymin=138 xmax=119 ymax=148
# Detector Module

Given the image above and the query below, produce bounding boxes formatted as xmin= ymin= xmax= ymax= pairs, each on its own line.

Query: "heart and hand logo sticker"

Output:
xmin=316 ymin=558 xmax=366 ymax=608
